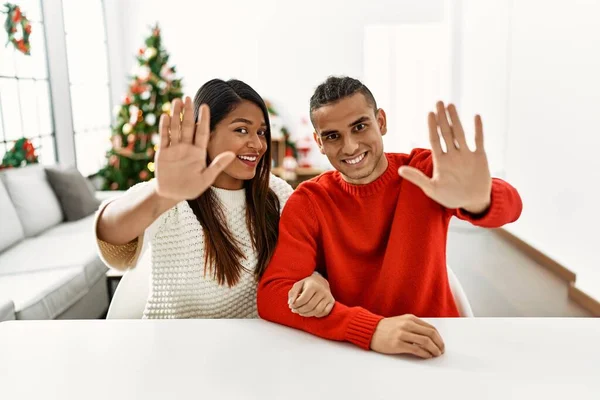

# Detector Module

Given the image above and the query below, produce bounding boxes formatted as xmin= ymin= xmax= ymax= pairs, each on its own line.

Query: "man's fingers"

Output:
xmin=447 ymin=104 xmax=467 ymax=149
xmin=170 ymin=99 xmax=183 ymax=143
xmin=428 ymin=112 xmax=443 ymax=156
xmin=288 ymin=281 xmax=303 ymax=307
xmin=300 ymin=297 xmax=329 ymax=318
xmin=158 ymin=113 xmax=171 ymax=149
xmin=180 ymin=97 xmax=194 ymax=144
xmin=292 ymin=285 xmax=316 ymax=309
xmin=474 ymin=114 xmax=484 ymax=152
xmin=401 ymin=332 xmax=441 ymax=357
xmin=322 ymin=301 xmax=334 ymax=316
xmin=407 ymin=321 xmax=445 ymax=354
xmin=407 ymin=343 xmax=433 ymax=359
xmin=293 ymin=292 xmax=322 ymax=315
xmin=436 ymin=101 xmax=455 ymax=153
xmin=398 ymin=166 xmax=433 ymax=196
xmin=407 ymin=314 xmax=436 ymax=330
xmin=194 ymin=104 xmax=211 ymax=150
xmin=197 ymin=152 xmax=236 ymax=190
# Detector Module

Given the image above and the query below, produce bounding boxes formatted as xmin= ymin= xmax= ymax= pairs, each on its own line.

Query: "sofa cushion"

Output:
xmin=0 ymin=214 xmax=108 ymax=319
xmin=46 ymin=166 xmax=100 ymax=222
xmin=0 ymin=164 xmax=63 ymax=237
xmin=0 ymin=178 xmax=25 ymax=252
xmin=0 ymin=215 xmax=103 ymax=276
xmin=0 ymin=298 xmax=15 ymax=322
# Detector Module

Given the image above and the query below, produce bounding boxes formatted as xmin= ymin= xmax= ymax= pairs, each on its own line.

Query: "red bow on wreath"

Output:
xmin=2 ymin=3 xmax=31 ymax=55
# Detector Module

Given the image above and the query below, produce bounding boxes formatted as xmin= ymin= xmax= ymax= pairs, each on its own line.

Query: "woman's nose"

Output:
xmin=248 ymin=133 xmax=263 ymax=151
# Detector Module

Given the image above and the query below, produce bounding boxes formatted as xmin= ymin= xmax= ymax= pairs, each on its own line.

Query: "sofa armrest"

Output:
xmin=0 ymin=299 xmax=16 ymax=322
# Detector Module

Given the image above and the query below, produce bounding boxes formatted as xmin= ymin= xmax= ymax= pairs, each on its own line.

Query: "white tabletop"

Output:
xmin=0 ymin=318 xmax=598 ymax=400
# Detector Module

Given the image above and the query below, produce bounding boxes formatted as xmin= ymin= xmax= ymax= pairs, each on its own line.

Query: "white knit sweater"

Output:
xmin=96 ymin=174 xmax=293 ymax=319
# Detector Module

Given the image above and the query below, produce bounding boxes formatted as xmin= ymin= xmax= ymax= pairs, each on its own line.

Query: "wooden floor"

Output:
xmin=447 ymin=219 xmax=591 ymax=317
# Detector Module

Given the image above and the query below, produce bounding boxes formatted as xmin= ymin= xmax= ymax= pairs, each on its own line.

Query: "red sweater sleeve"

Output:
xmin=410 ymin=148 xmax=523 ymax=228
xmin=452 ymin=178 xmax=523 ymax=228
xmin=257 ymin=189 xmax=383 ymax=350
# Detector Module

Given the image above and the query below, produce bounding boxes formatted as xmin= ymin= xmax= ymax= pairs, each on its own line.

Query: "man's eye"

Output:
xmin=355 ymin=123 xmax=366 ymax=131
xmin=325 ymin=134 xmax=339 ymax=141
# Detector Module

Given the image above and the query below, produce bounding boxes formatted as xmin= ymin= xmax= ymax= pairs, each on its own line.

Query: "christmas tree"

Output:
xmin=100 ymin=24 xmax=183 ymax=190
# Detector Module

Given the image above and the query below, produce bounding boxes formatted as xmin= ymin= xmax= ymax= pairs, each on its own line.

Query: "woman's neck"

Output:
xmin=212 ymin=173 xmax=244 ymax=190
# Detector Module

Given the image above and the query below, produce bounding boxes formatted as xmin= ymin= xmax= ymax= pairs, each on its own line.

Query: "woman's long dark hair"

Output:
xmin=188 ymin=79 xmax=280 ymax=287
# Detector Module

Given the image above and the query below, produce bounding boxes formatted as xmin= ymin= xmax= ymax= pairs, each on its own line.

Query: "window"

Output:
xmin=0 ymin=0 xmax=55 ymax=165
xmin=62 ymin=0 xmax=111 ymax=177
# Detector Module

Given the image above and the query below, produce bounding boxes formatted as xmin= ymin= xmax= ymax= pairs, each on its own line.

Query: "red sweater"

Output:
xmin=257 ymin=150 xmax=522 ymax=350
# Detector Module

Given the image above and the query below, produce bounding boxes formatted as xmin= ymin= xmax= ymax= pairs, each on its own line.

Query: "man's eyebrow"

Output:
xmin=349 ymin=116 xmax=369 ymax=127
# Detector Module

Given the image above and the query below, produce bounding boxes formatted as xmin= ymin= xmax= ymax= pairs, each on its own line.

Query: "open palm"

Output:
xmin=154 ymin=97 xmax=235 ymax=201
xmin=399 ymin=102 xmax=492 ymax=214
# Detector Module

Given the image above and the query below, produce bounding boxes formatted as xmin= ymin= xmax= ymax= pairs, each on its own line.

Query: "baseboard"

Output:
xmin=568 ymin=283 xmax=600 ymax=316
xmin=494 ymin=228 xmax=600 ymax=317
xmin=494 ymin=228 xmax=576 ymax=282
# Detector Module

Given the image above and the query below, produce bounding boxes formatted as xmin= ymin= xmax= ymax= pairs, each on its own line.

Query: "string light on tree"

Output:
xmin=145 ymin=113 xmax=156 ymax=126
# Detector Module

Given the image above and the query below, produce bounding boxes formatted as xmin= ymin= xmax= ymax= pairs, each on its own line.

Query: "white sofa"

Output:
xmin=0 ymin=164 xmax=113 ymax=321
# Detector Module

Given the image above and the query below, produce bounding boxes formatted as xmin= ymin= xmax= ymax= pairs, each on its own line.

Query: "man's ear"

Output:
xmin=313 ymin=132 xmax=325 ymax=154
xmin=377 ymin=108 xmax=387 ymax=136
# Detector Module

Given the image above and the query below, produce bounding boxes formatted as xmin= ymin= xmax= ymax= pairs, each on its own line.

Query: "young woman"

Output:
xmin=96 ymin=79 xmax=333 ymax=319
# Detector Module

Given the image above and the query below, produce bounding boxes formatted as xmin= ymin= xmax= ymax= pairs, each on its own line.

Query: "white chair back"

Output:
xmin=106 ymin=250 xmax=150 ymax=319
xmin=448 ymin=266 xmax=474 ymax=317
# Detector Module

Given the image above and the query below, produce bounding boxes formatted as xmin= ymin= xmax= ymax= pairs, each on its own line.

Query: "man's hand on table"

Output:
xmin=370 ymin=314 xmax=445 ymax=359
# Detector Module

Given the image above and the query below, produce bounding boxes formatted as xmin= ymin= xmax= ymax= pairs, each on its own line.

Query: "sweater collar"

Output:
xmin=210 ymin=186 xmax=246 ymax=207
xmin=333 ymin=153 xmax=399 ymax=196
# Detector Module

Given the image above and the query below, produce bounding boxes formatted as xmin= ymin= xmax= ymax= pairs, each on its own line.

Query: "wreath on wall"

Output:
xmin=2 ymin=3 xmax=31 ymax=55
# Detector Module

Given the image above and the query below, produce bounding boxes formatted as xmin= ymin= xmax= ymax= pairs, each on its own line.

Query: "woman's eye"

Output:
xmin=236 ymin=128 xmax=248 ymax=134
xmin=258 ymin=130 xmax=266 ymax=136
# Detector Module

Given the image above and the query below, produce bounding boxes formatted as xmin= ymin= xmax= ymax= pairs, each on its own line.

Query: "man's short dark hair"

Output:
xmin=309 ymin=76 xmax=378 ymax=119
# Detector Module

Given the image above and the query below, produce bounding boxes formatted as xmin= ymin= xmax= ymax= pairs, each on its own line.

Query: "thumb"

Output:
xmin=201 ymin=151 xmax=236 ymax=182
xmin=398 ymin=166 xmax=433 ymax=194
xmin=288 ymin=281 xmax=304 ymax=307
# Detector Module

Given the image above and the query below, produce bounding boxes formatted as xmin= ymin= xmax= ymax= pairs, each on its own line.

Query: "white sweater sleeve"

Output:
xmin=94 ymin=182 xmax=167 ymax=270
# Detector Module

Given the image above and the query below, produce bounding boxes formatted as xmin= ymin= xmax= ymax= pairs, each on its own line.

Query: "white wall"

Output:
xmin=364 ymin=23 xmax=452 ymax=154
xmin=106 ymin=0 xmax=445 ymax=168
xmin=461 ymin=0 xmax=600 ymax=299
xmin=460 ymin=0 xmax=512 ymax=177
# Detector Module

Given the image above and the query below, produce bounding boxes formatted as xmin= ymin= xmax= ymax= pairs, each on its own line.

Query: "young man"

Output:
xmin=257 ymin=76 xmax=522 ymax=359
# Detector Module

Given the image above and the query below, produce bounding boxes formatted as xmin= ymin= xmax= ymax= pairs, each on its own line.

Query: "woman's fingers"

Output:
xmin=158 ymin=113 xmax=171 ymax=149
xmin=169 ymin=99 xmax=183 ymax=143
xmin=180 ymin=97 xmax=195 ymax=144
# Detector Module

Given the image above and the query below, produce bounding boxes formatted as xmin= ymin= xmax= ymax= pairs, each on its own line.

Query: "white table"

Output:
xmin=0 ymin=318 xmax=598 ymax=400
